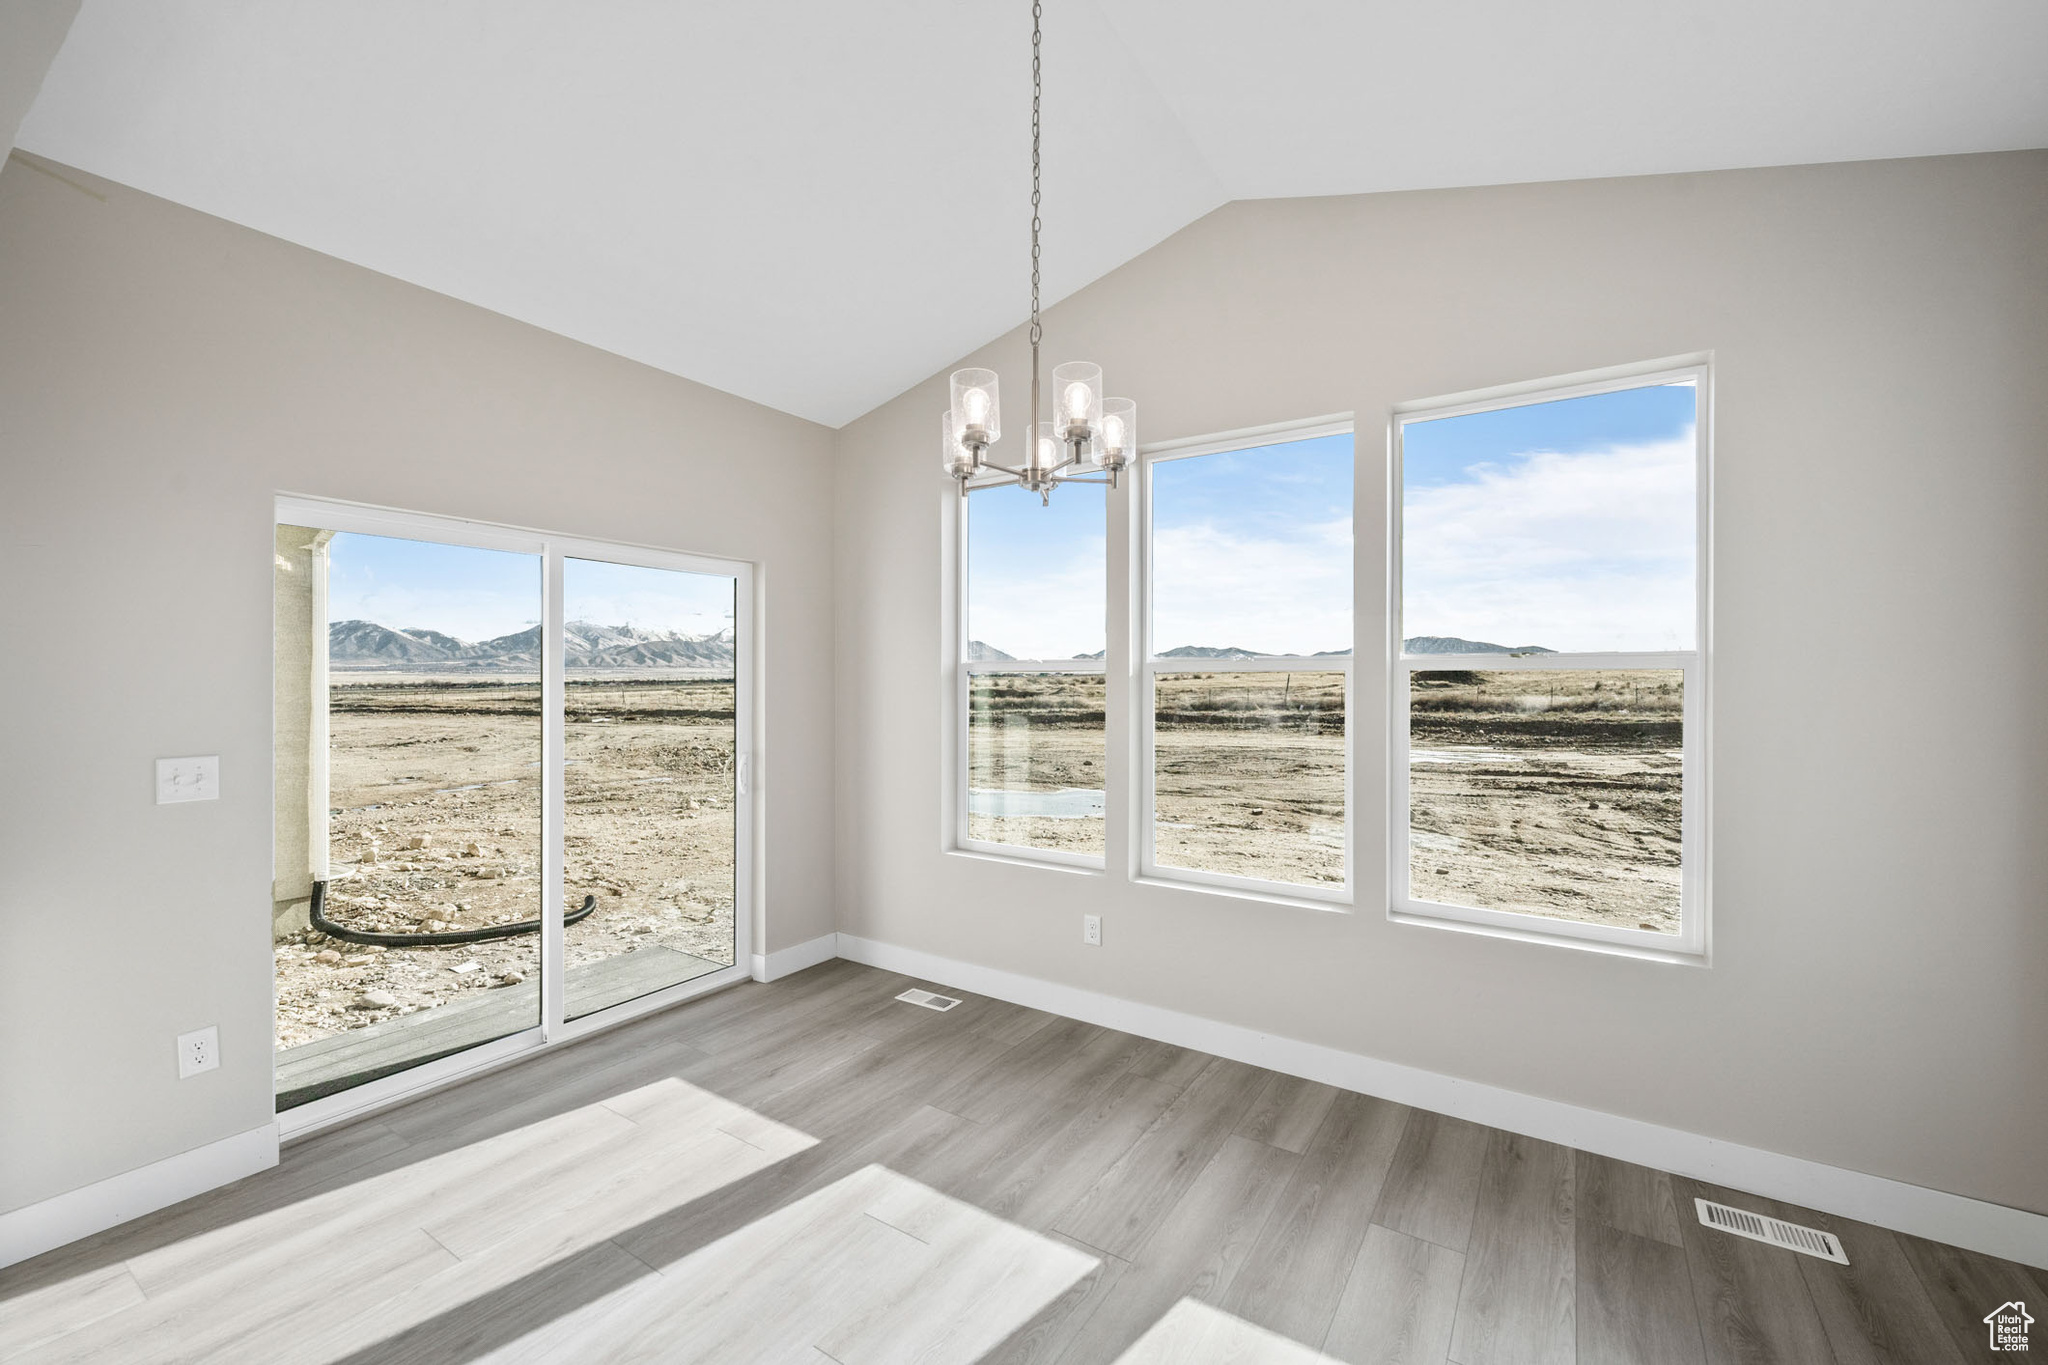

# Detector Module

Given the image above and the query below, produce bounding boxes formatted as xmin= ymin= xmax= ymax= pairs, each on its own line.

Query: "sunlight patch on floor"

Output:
xmin=2 ymin=1079 xmax=814 ymax=1363
xmin=1114 ymin=1297 xmax=1342 ymax=1364
xmin=479 ymin=1164 xmax=1101 ymax=1363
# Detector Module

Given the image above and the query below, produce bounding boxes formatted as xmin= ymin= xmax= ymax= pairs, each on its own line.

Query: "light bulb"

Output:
xmin=1063 ymin=381 xmax=1091 ymax=420
xmin=1097 ymin=397 xmax=1136 ymax=471
xmin=1036 ymin=435 xmax=1056 ymax=470
xmin=962 ymin=386 xmax=991 ymax=427
xmin=941 ymin=408 xmax=973 ymax=476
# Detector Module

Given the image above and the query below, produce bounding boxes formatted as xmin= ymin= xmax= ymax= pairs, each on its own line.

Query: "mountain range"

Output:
xmin=1401 ymin=636 xmax=1554 ymax=656
xmin=329 ymin=620 xmax=735 ymax=670
xmin=964 ymin=637 xmax=1554 ymax=661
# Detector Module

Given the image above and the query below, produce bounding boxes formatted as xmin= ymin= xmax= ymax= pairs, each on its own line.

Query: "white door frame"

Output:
xmin=273 ymin=495 xmax=757 ymax=1138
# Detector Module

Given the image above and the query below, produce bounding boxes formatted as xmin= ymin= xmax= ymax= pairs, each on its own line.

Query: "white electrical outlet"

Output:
xmin=1083 ymin=914 xmax=1102 ymax=946
xmin=156 ymin=756 xmax=220 ymax=804
xmin=177 ymin=1026 xmax=220 ymax=1079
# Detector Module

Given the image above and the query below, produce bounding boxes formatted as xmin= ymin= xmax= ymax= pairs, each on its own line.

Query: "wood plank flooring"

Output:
xmin=4 ymin=959 xmax=2042 ymax=1363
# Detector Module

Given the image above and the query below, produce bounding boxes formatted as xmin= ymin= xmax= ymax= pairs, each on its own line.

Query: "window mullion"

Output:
xmin=539 ymin=546 xmax=565 ymax=1040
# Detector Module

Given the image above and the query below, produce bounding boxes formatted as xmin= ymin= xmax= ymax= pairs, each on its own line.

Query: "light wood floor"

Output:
xmin=4 ymin=959 xmax=2042 ymax=1363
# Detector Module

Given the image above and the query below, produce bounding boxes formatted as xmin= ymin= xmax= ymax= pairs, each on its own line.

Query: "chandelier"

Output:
xmin=942 ymin=0 xmax=1136 ymax=503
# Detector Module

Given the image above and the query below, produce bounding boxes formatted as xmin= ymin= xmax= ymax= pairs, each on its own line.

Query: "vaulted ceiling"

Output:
xmin=18 ymin=1 xmax=2048 ymax=425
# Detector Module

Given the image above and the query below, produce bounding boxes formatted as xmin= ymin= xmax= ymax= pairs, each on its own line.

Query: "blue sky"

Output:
xmin=968 ymin=482 xmax=1106 ymax=659
xmin=327 ymin=534 xmax=538 ymax=641
xmin=1402 ymin=381 xmax=1697 ymax=652
xmin=330 ymin=380 xmax=1690 ymax=656
xmin=1152 ymin=433 xmax=1353 ymax=656
xmin=326 ymin=533 xmax=731 ymax=642
xmin=967 ymin=433 xmax=1353 ymax=659
xmin=1402 ymin=383 xmax=1695 ymax=487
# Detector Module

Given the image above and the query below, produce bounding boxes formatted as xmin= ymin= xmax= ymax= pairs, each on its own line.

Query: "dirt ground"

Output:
xmin=1153 ymin=671 xmax=1346 ymax=885
xmin=275 ymin=675 xmax=736 ymax=1051
xmin=968 ymin=673 xmax=1107 ymax=857
xmin=965 ymin=668 xmax=1684 ymax=923
xmin=1408 ymin=669 xmax=1684 ymax=933
xmin=968 ymin=671 xmax=1347 ymax=886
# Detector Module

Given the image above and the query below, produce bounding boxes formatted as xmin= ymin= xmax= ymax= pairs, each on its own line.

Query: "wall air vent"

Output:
xmin=896 ymin=988 xmax=961 ymax=1011
xmin=1695 ymin=1198 xmax=1848 ymax=1263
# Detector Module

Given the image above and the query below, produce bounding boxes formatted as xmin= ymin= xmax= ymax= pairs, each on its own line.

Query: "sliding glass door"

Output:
xmin=272 ymin=500 xmax=752 ymax=1127
xmin=562 ymin=557 xmax=738 ymax=1019
xmin=272 ymin=527 xmax=545 ymax=1109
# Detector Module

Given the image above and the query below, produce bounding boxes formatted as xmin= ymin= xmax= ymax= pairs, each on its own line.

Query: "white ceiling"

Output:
xmin=0 ymin=2 xmax=80 ymax=161
xmin=19 ymin=1 xmax=2048 ymax=426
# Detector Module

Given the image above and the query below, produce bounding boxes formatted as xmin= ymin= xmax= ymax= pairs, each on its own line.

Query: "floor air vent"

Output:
xmin=1695 ymin=1199 xmax=1848 ymax=1263
xmin=896 ymin=988 xmax=961 ymax=1012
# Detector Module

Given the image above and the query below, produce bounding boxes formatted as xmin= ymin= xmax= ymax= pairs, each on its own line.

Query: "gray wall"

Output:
xmin=834 ymin=151 xmax=2048 ymax=1215
xmin=0 ymin=155 xmax=838 ymax=1215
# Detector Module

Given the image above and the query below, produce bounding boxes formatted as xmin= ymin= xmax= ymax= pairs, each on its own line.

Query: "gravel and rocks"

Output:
xmin=275 ymin=675 xmax=738 ymax=1050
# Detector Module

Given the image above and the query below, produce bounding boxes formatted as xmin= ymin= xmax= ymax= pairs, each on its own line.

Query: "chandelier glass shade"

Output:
xmin=943 ymin=1 xmax=1135 ymax=503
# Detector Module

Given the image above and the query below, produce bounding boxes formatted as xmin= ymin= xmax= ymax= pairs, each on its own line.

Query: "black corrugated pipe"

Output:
xmin=310 ymin=879 xmax=596 ymax=948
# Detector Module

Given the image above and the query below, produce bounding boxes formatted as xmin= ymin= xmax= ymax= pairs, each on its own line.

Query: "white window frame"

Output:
xmin=1136 ymin=416 xmax=1357 ymax=906
xmin=273 ymin=494 xmax=758 ymax=1136
xmin=1386 ymin=357 xmax=1712 ymax=963
xmin=950 ymin=487 xmax=1109 ymax=871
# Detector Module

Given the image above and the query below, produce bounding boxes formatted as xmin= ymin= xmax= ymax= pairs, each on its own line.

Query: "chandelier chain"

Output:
xmin=945 ymin=0 xmax=1129 ymax=501
xmin=1029 ymin=0 xmax=1043 ymax=359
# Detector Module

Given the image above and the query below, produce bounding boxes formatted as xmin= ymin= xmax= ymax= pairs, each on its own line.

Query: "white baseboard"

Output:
xmin=752 ymin=932 xmax=840 ymax=983
xmin=836 ymin=932 xmax=2048 ymax=1270
xmin=0 ymin=1123 xmax=279 ymax=1270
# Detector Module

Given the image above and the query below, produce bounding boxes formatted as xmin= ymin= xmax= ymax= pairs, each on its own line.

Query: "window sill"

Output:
xmin=1388 ymin=907 xmax=1710 ymax=966
xmin=949 ymin=844 xmax=1106 ymax=876
xmin=1131 ymin=873 xmax=1352 ymax=915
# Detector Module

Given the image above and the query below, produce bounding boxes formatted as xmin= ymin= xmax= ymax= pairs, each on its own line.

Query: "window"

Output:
xmin=272 ymin=497 xmax=754 ymax=1129
xmin=1391 ymin=363 xmax=1709 ymax=957
xmin=959 ymin=481 xmax=1107 ymax=865
xmin=1140 ymin=422 xmax=1354 ymax=898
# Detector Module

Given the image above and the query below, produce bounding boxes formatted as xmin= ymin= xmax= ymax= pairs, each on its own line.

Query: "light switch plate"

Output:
xmin=156 ymin=756 xmax=219 ymax=804
xmin=177 ymin=1026 xmax=219 ymax=1078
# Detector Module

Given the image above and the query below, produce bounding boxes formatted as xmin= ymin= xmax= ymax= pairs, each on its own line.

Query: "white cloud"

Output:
xmin=966 ymin=436 xmax=1689 ymax=660
xmin=1153 ymin=515 xmax=1353 ymax=656
xmin=1403 ymin=439 xmax=1694 ymax=652
xmin=562 ymin=586 xmax=733 ymax=636
xmin=970 ymin=540 xmax=1106 ymax=660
